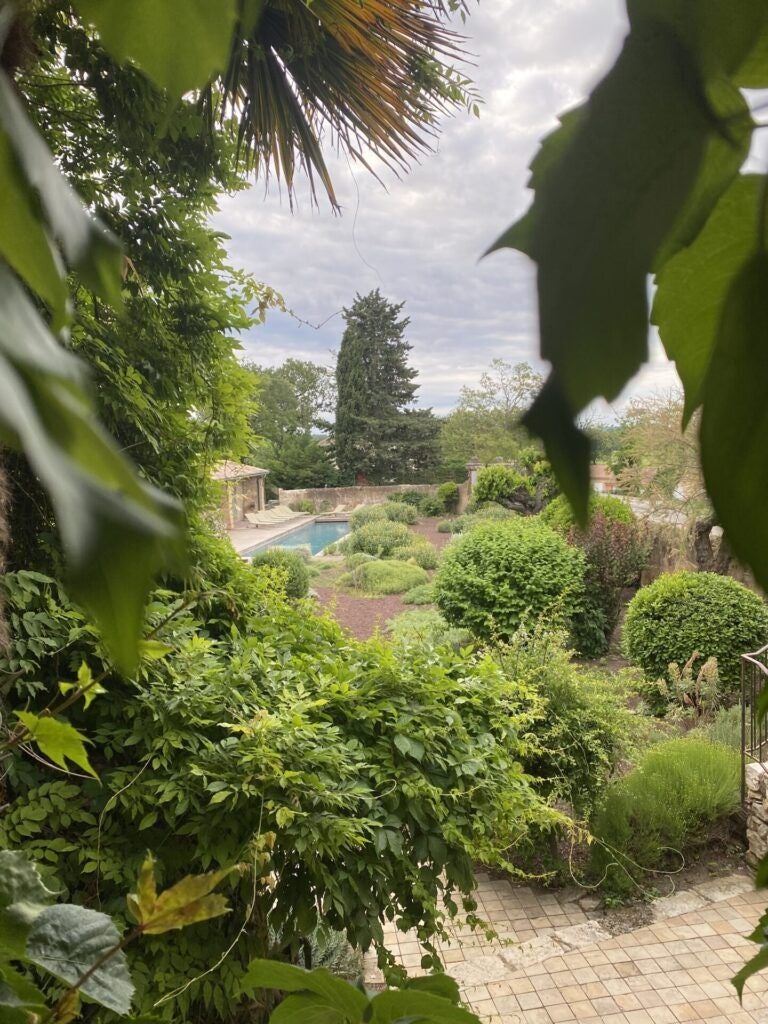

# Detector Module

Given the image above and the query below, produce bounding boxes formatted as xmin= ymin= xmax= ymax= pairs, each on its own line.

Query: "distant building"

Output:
xmin=212 ymin=461 xmax=268 ymax=528
xmin=590 ymin=463 xmax=618 ymax=494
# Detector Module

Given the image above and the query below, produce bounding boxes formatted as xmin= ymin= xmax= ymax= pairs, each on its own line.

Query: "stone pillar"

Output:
xmin=745 ymin=762 xmax=768 ymax=867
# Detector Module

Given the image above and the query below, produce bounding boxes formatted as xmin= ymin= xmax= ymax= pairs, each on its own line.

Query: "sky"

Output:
xmin=213 ymin=0 xmax=683 ymax=418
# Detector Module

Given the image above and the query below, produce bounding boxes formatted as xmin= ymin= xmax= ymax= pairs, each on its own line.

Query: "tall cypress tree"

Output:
xmin=334 ymin=290 xmax=439 ymax=484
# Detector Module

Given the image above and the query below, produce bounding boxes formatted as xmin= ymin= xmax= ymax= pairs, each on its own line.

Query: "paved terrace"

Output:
xmin=366 ymin=872 xmax=768 ymax=1023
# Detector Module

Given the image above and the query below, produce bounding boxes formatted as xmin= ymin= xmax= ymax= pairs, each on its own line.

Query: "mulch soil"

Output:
xmin=312 ymin=516 xmax=450 ymax=640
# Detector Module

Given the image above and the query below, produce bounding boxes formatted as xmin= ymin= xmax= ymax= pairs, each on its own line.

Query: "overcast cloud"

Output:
xmin=213 ymin=0 xmax=682 ymax=417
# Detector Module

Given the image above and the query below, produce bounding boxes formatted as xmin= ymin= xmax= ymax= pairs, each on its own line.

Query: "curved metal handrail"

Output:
xmin=741 ymin=646 xmax=768 ymax=803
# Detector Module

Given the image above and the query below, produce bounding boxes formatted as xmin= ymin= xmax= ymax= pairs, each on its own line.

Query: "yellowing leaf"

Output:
xmin=15 ymin=712 xmax=97 ymax=778
xmin=58 ymin=662 xmax=106 ymax=709
xmin=127 ymin=856 xmax=233 ymax=934
xmin=139 ymin=640 xmax=174 ymax=662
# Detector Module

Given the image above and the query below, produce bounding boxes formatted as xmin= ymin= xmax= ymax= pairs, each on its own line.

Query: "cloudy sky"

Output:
xmin=214 ymin=0 xmax=682 ymax=417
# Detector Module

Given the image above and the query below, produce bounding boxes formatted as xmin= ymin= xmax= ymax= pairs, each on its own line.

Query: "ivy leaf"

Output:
xmin=369 ymin=989 xmax=480 ymax=1024
xmin=74 ymin=0 xmax=237 ymax=97
xmin=0 ymin=265 xmax=186 ymax=673
xmin=700 ymin=252 xmax=768 ymax=594
xmin=126 ymin=855 xmax=232 ymax=934
xmin=653 ymin=175 xmax=761 ymax=424
xmin=239 ymin=960 xmax=368 ymax=1021
xmin=14 ymin=712 xmax=97 ymax=778
xmin=26 ymin=904 xmax=134 ymax=1015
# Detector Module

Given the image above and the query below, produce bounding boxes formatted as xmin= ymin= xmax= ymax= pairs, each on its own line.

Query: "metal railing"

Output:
xmin=741 ymin=644 xmax=768 ymax=803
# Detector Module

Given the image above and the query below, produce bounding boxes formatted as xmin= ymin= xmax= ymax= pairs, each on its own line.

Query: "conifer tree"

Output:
xmin=334 ymin=290 xmax=438 ymax=484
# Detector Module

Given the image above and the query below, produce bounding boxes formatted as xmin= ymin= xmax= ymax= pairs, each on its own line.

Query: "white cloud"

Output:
xmin=213 ymin=0 xmax=680 ymax=413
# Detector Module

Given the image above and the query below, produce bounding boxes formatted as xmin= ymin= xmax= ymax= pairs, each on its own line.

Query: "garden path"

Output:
xmin=365 ymin=871 xmax=768 ymax=1022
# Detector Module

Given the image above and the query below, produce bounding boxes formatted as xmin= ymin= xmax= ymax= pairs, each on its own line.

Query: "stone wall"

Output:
xmin=278 ymin=483 xmax=439 ymax=508
xmin=745 ymin=762 xmax=768 ymax=867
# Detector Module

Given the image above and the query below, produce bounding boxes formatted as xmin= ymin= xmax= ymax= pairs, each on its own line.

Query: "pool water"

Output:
xmin=244 ymin=520 xmax=350 ymax=557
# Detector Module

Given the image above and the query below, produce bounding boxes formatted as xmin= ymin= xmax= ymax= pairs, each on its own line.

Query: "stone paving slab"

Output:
xmin=365 ymin=871 xmax=768 ymax=1022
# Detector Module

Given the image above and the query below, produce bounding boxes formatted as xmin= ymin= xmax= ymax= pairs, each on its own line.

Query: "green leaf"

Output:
xmin=270 ymin=994 xmax=346 ymax=1024
xmin=522 ymin=377 xmax=592 ymax=525
xmin=15 ymin=712 xmax=97 ymax=778
xmin=0 ymin=965 xmax=46 ymax=1015
xmin=700 ymin=252 xmax=768 ymax=594
xmin=0 ymin=851 xmax=55 ymax=958
xmin=239 ymin=960 xmax=368 ymax=1021
xmin=369 ymin=989 xmax=480 ymax=1024
xmin=139 ymin=640 xmax=174 ymax=662
xmin=404 ymin=974 xmax=461 ymax=1004
xmin=0 ymin=73 xmax=122 ymax=308
xmin=489 ymin=20 xmax=716 ymax=414
xmin=733 ymin=945 xmax=768 ymax=1001
xmin=393 ymin=734 xmax=425 ymax=761
xmin=126 ymin=856 xmax=232 ymax=934
xmin=74 ymin=0 xmax=237 ymax=97
xmin=653 ymin=175 xmax=761 ymax=423
xmin=0 ymin=127 xmax=68 ymax=325
xmin=26 ymin=904 xmax=134 ymax=1014
xmin=0 ymin=265 xmax=185 ymax=672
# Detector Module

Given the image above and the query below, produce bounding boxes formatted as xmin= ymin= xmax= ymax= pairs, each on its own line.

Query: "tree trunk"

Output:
xmin=692 ymin=516 xmax=732 ymax=574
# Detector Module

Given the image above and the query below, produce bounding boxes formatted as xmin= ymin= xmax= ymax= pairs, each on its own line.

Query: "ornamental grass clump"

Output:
xmin=590 ymin=737 xmax=740 ymax=897
xmin=622 ymin=570 xmax=768 ymax=691
xmin=434 ymin=518 xmax=585 ymax=642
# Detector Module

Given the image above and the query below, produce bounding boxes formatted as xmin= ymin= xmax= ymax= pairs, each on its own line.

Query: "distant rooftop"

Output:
xmin=212 ymin=460 xmax=268 ymax=481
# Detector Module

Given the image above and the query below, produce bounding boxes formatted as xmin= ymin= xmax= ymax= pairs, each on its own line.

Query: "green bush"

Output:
xmin=387 ymin=490 xmax=423 ymax=507
xmin=348 ymin=559 xmax=428 ymax=595
xmin=418 ymin=496 xmax=445 ymax=517
xmin=345 ymin=552 xmax=376 ymax=570
xmin=391 ymin=542 xmax=440 ymax=570
xmin=436 ymin=481 xmax=460 ymax=512
xmin=622 ymin=571 xmax=768 ymax=689
xmin=472 ymin=465 xmax=528 ymax=505
xmin=435 ymin=519 xmax=586 ymax=642
xmin=250 ymin=547 xmax=310 ymax=598
xmin=402 ymin=583 xmax=437 ymax=605
xmin=387 ymin=610 xmax=472 ymax=649
xmin=350 ymin=503 xmax=417 ymax=528
xmin=590 ymin=738 xmax=740 ymax=896
xmin=345 ymin=519 xmax=412 ymax=557
xmin=290 ymin=499 xmax=317 ymax=514
xmin=703 ymin=705 xmax=742 ymax=750
xmin=437 ymin=520 xmax=455 ymax=534
xmin=541 ymin=492 xmax=634 ymax=533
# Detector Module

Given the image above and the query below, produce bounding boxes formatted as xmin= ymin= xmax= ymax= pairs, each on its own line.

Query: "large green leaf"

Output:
xmin=74 ymin=0 xmax=237 ymax=97
xmin=126 ymin=856 xmax=232 ymax=934
xmin=14 ymin=713 xmax=97 ymax=778
xmin=26 ymin=904 xmax=134 ymax=1015
xmin=0 ymin=74 xmax=122 ymax=307
xmin=653 ymin=175 xmax=760 ymax=424
xmin=700 ymin=252 xmax=768 ymax=592
xmin=0 ymin=266 xmax=185 ymax=672
xmin=0 ymin=965 xmax=46 ymax=1018
xmin=240 ymin=960 xmax=368 ymax=1021
xmin=369 ymin=989 xmax=479 ymax=1024
xmin=0 ymin=852 xmax=55 ymax=958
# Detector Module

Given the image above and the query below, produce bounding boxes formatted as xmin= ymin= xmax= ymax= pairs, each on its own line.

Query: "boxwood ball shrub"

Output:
xmin=622 ymin=570 xmax=768 ymax=689
xmin=250 ymin=547 xmax=310 ymax=599
xmin=348 ymin=559 xmax=428 ymax=595
xmin=346 ymin=519 xmax=412 ymax=557
xmin=434 ymin=518 xmax=586 ymax=642
xmin=541 ymin=492 xmax=634 ymax=533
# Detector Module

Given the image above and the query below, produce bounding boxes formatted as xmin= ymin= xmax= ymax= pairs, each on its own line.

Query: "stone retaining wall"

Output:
xmin=278 ymin=483 xmax=439 ymax=508
xmin=745 ymin=762 xmax=768 ymax=866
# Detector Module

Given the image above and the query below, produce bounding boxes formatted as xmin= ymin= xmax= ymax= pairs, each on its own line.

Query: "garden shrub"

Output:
xmin=387 ymin=610 xmax=472 ymax=649
xmin=290 ymin=499 xmax=317 ymax=514
xmin=541 ymin=492 xmax=634 ymax=533
xmin=0 ymin=557 xmax=545 ymax=1020
xmin=391 ymin=541 xmax=440 ymax=570
xmin=590 ymin=738 xmax=740 ymax=896
xmin=622 ymin=570 xmax=768 ymax=690
xmin=436 ymin=481 xmax=460 ymax=512
xmin=437 ymin=520 xmax=455 ymax=533
xmin=418 ymin=496 xmax=445 ymax=517
xmin=345 ymin=520 xmax=412 ymax=557
xmin=387 ymin=490 xmax=423 ymax=507
xmin=345 ymin=551 xmax=377 ymax=569
xmin=703 ymin=705 xmax=742 ymax=750
xmin=250 ymin=548 xmax=310 ymax=599
xmin=402 ymin=583 xmax=437 ymax=605
xmin=435 ymin=519 xmax=586 ymax=642
xmin=350 ymin=503 xmax=417 ymax=528
xmin=348 ymin=559 xmax=428 ymax=595
xmin=472 ymin=465 xmax=528 ymax=505
xmin=440 ymin=504 xmax=515 ymax=535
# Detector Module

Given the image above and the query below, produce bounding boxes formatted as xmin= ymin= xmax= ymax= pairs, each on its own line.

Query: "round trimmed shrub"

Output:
xmin=434 ymin=519 xmax=586 ymax=641
xmin=622 ymin=570 xmax=768 ymax=689
xmin=391 ymin=542 xmax=439 ymax=570
xmin=346 ymin=520 xmax=412 ymax=557
xmin=250 ymin=548 xmax=310 ymax=599
xmin=348 ymin=559 xmax=428 ymax=595
xmin=541 ymin=492 xmax=633 ymax=533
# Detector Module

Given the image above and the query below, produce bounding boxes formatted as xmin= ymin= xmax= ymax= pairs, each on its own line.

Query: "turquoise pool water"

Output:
xmin=243 ymin=520 xmax=350 ymax=557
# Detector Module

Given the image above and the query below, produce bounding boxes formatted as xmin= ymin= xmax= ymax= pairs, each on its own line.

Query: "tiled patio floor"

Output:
xmin=367 ymin=873 xmax=768 ymax=1022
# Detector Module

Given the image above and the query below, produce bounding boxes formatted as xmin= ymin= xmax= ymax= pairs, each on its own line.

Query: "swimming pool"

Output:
xmin=243 ymin=520 xmax=350 ymax=557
